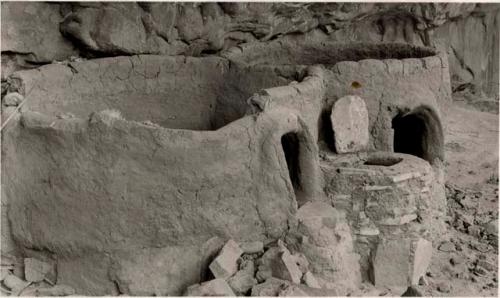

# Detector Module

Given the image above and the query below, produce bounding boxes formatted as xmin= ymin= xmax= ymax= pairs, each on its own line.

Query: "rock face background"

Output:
xmin=2 ymin=2 xmax=499 ymax=99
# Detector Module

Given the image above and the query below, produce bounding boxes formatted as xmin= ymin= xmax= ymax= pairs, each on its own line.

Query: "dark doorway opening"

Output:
xmin=392 ymin=106 xmax=444 ymax=164
xmin=281 ymin=133 xmax=302 ymax=194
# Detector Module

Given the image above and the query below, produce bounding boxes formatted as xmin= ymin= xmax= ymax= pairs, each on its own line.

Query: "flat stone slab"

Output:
xmin=330 ymin=95 xmax=369 ymax=153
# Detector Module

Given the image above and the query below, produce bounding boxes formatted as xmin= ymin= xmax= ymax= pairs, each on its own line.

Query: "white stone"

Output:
xmin=330 ymin=95 xmax=369 ymax=153
xmin=411 ymin=238 xmax=433 ymax=285
xmin=303 ymin=271 xmax=321 ymax=289
xmin=209 ymin=239 xmax=243 ymax=279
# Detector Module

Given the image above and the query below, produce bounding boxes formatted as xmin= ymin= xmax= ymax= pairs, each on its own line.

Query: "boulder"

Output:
xmin=330 ymin=95 xmax=369 ymax=153
xmin=0 ymin=2 xmax=76 ymax=65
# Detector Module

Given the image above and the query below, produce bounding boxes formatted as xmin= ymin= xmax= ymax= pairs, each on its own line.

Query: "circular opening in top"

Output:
xmin=364 ymin=156 xmax=403 ymax=167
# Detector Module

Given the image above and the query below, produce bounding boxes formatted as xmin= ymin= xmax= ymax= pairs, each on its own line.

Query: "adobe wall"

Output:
xmin=7 ymin=56 xmax=228 ymax=130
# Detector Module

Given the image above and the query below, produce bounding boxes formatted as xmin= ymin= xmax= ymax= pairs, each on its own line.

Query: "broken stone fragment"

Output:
xmin=209 ymin=239 xmax=243 ymax=279
xmin=2 ymin=92 xmax=23 ymax=106
xmin=330 ymin=95 xmax=369 ymax=153
xmin=24 ymin=258 xmax=52 ymax=282
xmin=250 ymin=277 xmax=288 ymax=296
xmin=303 ymin=271 xmax=320 ymax=288
xmin=227 ymin=263 xmax=257 ymax=295
xmin=0 ymin=268 xmax=10 ymax=281
xmin=273 ymin=249 xmax=303 ymax=284
xmin=35 ymin=284 xmax=76 ymax=296
xmin=240 ymin=241 xmax=264 ymax=254
xmin=185 ymin=278 xmax=235 ymax=296
xmin=411 ymin=238 xmax=433 ymax=285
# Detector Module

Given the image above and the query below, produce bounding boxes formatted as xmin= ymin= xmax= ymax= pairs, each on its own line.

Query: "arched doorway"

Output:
xmin=392 ymin=106 xmax=444 ymax=164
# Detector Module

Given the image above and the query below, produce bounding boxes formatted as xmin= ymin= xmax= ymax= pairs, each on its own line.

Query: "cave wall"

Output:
xmin=2 ymin=2 xmax=499 ymax=98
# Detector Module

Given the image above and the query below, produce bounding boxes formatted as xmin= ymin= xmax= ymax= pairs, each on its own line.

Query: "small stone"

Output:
xmin=303 ymin=271 xmax=320 ymax=289
xmin=2 ymin=274 xmax=30 ymax=291
xmin=330 ymin=95 xmax=369 ymax=153
xmin=185 ymin=279 xmax=235 ymax=296
xmin=35 ymin=284 xmax=76 ymax=296
xmin=438 ymin=241 xmax=455 ymax=252
xmin=477 ymin=260 xmax=495 ymax=272
xmin=209 ymin=239 xmax=243 ymax=279
xmin=24 ymin=258 xmax=52 ymax=282
xmin=483 ymin=219 xmax=498 ymax=237
xmin=240 ymin=241 xmax=264 ymax=254
xmin=228 ymin=260 xmax=257 ymax=295
xmin=3 ymin=92 xmax=23 ymax=106
xmin=450 ymin=255 xmax=465 ymax=266
xmin=436 ymin=281 xmax=451 ymax=293
xmin=467 ymin=225 xmax=482 ymax=238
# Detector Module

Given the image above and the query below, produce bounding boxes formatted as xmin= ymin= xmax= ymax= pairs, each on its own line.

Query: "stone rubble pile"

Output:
xmin=184 ymin=201 xmax=435 ymax=296
xmin=0 ymin=254 xmax=75 ymax=296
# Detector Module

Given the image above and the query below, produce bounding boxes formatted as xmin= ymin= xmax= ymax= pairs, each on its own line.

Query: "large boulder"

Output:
xmin=1 ymin=2 xmax=77 ymax=78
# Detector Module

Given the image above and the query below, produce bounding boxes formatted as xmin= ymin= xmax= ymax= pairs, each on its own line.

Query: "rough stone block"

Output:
xmin=24 ymin=258 xmax=52 ymax=282
xmin=372 ymin=238 xmax=411 ymax=288
xmin=275 ymin=250 xmax=302 ymax=284
xmin=330 ymin=95 xmax=369 ymax=153
xmin=240 ymin=241 xmax=264 ymax=254
xmin=185 ymin=279 xmax=235 ymax=296
xmin=209 ymin=239 xmax=243 ymax=279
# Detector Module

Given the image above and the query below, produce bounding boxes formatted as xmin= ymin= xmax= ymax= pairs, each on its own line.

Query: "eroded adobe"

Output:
xmin=1 ymin=39 xmax=451 ymax=295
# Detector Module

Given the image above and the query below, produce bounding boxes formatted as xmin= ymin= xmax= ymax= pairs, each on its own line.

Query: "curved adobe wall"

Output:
xmin=1 ymin=59 xmax=325 ymax=294
xmin=8 ymin=55 xmax=228 ymax=130
xmin=225 ymin=40 xmax=451 ymax=165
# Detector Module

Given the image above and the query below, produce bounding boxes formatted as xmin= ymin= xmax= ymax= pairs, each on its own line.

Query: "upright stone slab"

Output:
xmin=330 ymin=95 xmax=369 ymax=153
xmin=411 ymin=238 xmax=433 ymax=285
xmin=372 ymin=238 xmax=411 ymax=288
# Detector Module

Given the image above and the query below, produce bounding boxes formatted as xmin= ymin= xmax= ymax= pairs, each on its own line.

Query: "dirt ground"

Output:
xmin=420 ymin=101 xmax=499 ymax=296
